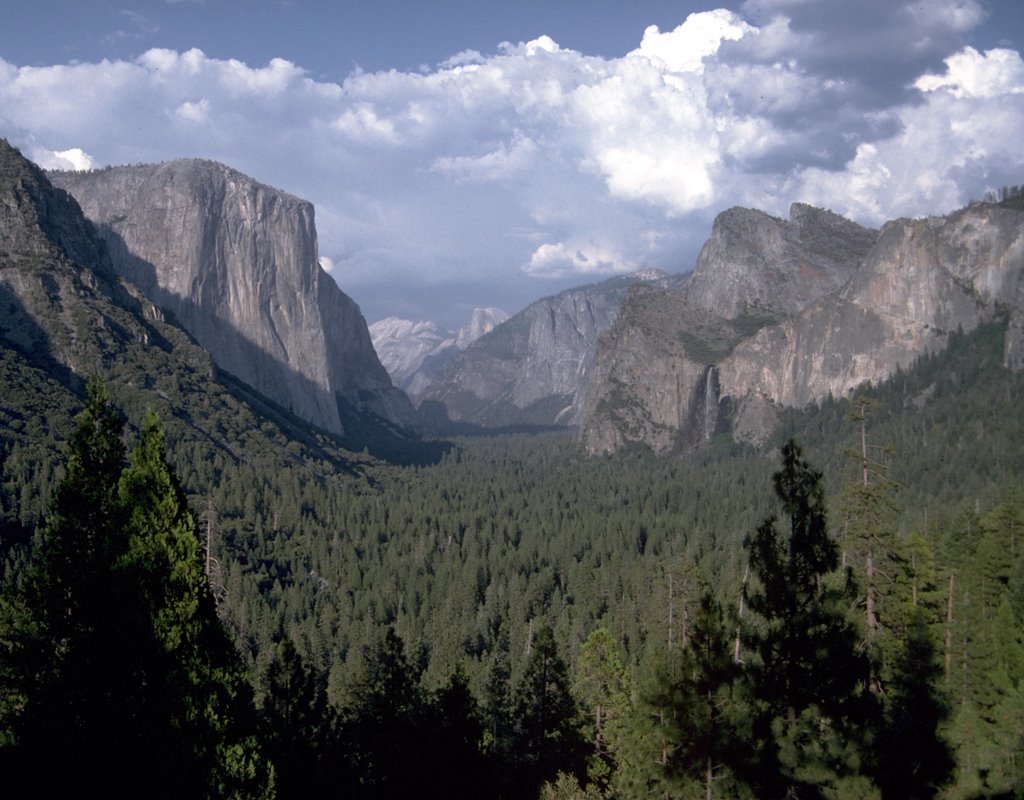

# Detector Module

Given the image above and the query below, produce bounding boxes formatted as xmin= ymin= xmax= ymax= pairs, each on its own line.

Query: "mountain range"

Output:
xmin=415 ymin=268 xmax=685 ymax=428
xmin=5 ymin=136 xmax=1022 ymax=464
xmin=412 ymin=197 xmax=1023 ymax=452
xmin=581 ymin=198 xmax=1024 ymax=454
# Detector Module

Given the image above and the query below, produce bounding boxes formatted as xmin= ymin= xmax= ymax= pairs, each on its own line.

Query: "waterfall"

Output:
xmin=703 ymin=365 xmax=718 ymax=442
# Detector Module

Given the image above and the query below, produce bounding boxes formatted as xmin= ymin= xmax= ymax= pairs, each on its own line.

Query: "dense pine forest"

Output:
xmin=2 ymin=318 xmax=1023 ymax=798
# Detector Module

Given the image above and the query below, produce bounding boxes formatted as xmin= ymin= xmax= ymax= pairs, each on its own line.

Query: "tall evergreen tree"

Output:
xmin=259 ymin=637 xmax=335 ymax=800
xmin=613 ymin=588 xmax=747 ymax=800
xmin=338 ymin=626 xmax=428 ymax=799
xmin=1 ymin=380 xmax=130 ymax=780
xmin=838 ymin=397 xmax=903 ymax=685
xmin=0 ymin=385 xmax=274 ymax=798
xmin=430 ymin=663 xmax=491 ymax=799
xmin=612 ymin=647 xmax=686 ymax=800
xmin=741 ymin=439 xmax=876 ymax=799
xmin=875 ymin=611 xmax=954 ymax=800
xmin=667 ymin=589 xmax=745 ymax=800
xmin=484 ymin=624 xmax=518 ymax=797
xmin=118 ymin=412 xmax=274 ymax=798
xmin=574 ymin=627 xmax=632 ymax=789
xmin=512 ymin=624 xmax=586 ymax=798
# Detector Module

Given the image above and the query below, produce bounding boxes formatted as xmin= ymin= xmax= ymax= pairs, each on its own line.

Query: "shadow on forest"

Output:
xmin=415 ymin=399 xmax=570 ymax=439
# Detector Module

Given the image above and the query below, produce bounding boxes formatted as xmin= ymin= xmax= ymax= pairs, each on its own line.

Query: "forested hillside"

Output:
xmin=2 ymin=316 xmax=1022 ymax=797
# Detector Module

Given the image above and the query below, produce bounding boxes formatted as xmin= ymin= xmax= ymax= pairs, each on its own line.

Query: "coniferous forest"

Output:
xmin=2 ymin=319 xmax=1023 ymax=799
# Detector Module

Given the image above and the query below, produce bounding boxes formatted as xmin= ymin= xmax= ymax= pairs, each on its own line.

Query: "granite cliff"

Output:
xmin=49 ymin=160 xmax=413 ymax=436
xmin=0 ymin=138 xmax=385 ymax=472
xmin=686 ymin=203 xmax=876 ymax=319
xmin=418 ymin=269 xmax=683 ymax=428
xmin=582 ymin=200 xmax=1024 ymax=455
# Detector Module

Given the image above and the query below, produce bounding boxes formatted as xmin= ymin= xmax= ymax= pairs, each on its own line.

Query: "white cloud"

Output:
xmin=175 ymin=98 xmax=209 ymax=122
xmin=915 ymin=47 xmax=1024 ymax=99
xmin=33 ymin=147 xmax=95 ymax=171
xmin=431 ymin=131 xmax=538 ymax=182
xmin=333 ymin=103 xmax=399 ymax=144
xmin=524 ymin=35 xmax=560 ymax=57
xmin=0 ymin=0 xmax=1018 ymax=326
xmin=630 ymin=10 xmax=754 ymax=74
xmin=796 ymin=46 xmax=1024 ymax=221
xmin=318 ymin=256 xmax=335 ymax=273
xmin=524 ymin=241 xmax=637 ymax=279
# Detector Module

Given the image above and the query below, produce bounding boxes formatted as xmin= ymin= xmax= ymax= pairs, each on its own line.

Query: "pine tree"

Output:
xmin=259 ymin=637 xmax=335 ymax=800
xmin=0 ymin=379 xmax=126 ymax=753
xmin=0 ymin=385 xmax=274 ymax=798
xmin=574 ymin=627 xmax=631 ymax=789
xmin=837 ymin=397 xmax=903 ymax=685
xmin=667 ymin=589 xmax=744 ymax=800
xmin=2 ymin=380 xmax=128 ymax=769
xmin=875 ymin=611 xmax=954 ymax=800
xmin=430 ymin=663 xmax=490 ymax=799
xmin=512 ymin=624 xmax=586 ymax=798
xmin=339 ymin=625 xmax=427 ymax=799
xmin=119 ymin=412 xmax=274 ymax=798
xmin=612 ymin=647 xmax=686 ymax=800
xmin=741 ymin=439 xmax=876 ymax=799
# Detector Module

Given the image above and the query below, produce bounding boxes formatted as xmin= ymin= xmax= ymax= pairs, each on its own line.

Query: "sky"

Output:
xmin=2 ymin=1 xmax=1024 ymax=329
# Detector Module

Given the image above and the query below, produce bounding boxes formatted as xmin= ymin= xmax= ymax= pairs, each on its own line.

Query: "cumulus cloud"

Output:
xmin=0 ymin=0 xmax=1019 ymax=327
xmin=524 ymin=241 xmax=637 ymax=279
xmin=175 ymin=98 xmax=210 ymax=123
xmin=915 ymin=47 xmax=1024 ymax=99
xmin=796 ymin=46 xmax=1024 ymax=221
xmin=431 ymin=131 xmax=538 ymax=182
xmin=33 ymin=147 xmax=95 ymax=171
xmin=631 ymin=9 xmax=754 ymax=73
xmin=333 ymin=103 xmax=400 ymax=144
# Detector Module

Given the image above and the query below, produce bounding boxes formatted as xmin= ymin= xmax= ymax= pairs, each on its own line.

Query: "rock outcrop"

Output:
xmin=50 ymin=160 xmax=413 ymax=435
xmin=721 ymin=202 xmax=1024 ymax=411
xmin=582 ymin=200 xmax=1024 ymax=455
xmin=419 ymin=269 xmax=683 ymax=427
xmin=686 ymin=203 xmax=876 ymax=319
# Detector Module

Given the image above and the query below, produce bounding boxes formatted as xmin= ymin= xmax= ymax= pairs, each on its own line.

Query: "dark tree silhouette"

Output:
xmin=742 ymin=439 xmax=876 ymax=799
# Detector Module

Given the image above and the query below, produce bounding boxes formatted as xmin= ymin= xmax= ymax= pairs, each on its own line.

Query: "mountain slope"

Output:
xmin=419 ymin=269 xmax=684 ymax=428
xmin=582 ymin=200 xmax=1024 ymax=455
xmin=0 ymin=138 xmax=381 ymax=511
xmin=48 ymin=160 xmax=414 ymax=436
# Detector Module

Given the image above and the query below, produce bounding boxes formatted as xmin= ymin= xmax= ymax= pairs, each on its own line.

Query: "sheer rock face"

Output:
xmin=419 ymin=269 xmax=683 ymax=428
xmin=50 ymin=160 xmax=413 ymax=434
xmin=582 ymin=201 xmax=1024 ymax=455
xmin=686 ymin=203 xmax=876 ymax=319
xmin=720 ymin=205 xmax=1024 ymax=413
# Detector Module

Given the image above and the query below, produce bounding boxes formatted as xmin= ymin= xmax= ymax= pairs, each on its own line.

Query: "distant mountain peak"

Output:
xmin=632 ymin=267 xmax=670 ymax=282
xmin=417 ymin=271 xmax=687 ymax=429
xmin=455 ymin=307 xmax=509 ymax=350
xmin=370 ymin=307 xmax=508 ymax=395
